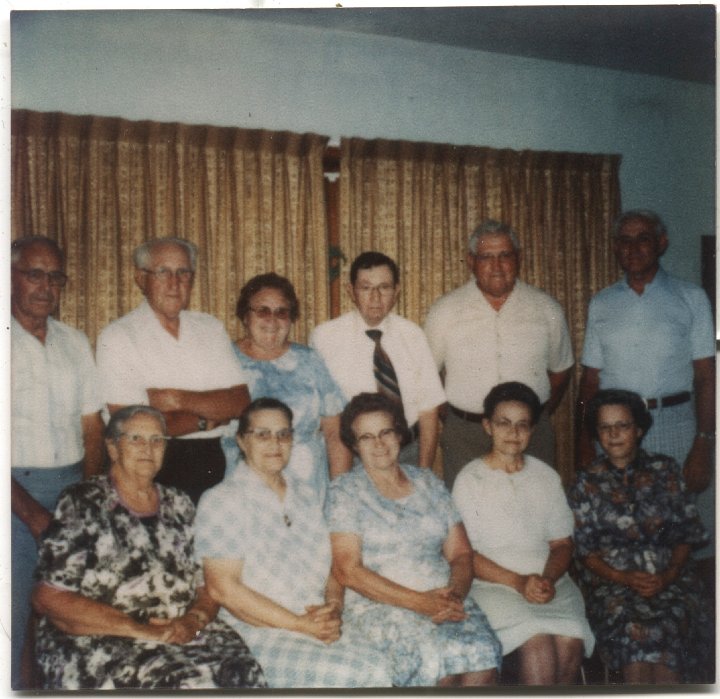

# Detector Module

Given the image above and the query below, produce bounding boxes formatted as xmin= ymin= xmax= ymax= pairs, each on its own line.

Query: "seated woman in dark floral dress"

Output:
xmin=569 ymin=389 xmax=710 ymax=684
xmin=31 ymin=405 xmax=266 ymax=690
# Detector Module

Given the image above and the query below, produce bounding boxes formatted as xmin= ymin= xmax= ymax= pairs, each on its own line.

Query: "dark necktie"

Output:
xmin=365 ymin=329 xmax=402 ymax=405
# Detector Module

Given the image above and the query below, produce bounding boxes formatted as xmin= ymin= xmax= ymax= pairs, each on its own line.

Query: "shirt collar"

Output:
xmin=353 ymin=308 xmax=393 ymax=334
xmin=621 ymin=265 xmax=669 ymax=293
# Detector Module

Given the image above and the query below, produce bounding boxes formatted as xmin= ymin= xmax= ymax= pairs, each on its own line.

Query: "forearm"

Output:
xmin=333 ymin=560 xmax=425 ymax=614
xmin=32 ymin=583 xmax=147 ymax=639
xmin=542 ymin=539 xmax=573 ymax=583
xmin=11 ymin=478 xmax=51 ymax=539
xmin=661 ymin=544 xmax=690 ymax=583
xmin=546 ymin=369 xmax=571 ymax=415
xmin=447 ymin=552 xmax=473 ymax=599
xmin=472 ymin=551 xmax=525 ymax=593
xmin=322 ymin=415 xmax=353 ymax=479
xmin=81 ymin=412 xmax=105 ymax=478
xmin=576 ymin=367 xmax=600 ymax=467
xmin=208 ymin=575 xmax=303 ymax=632
xmin=582 ymin=552 xmax=625 ymax=584
xmin=324 ymin=573 xmax=345 ymax=612
xmin=693 ymin=358 xmax=715 ymax=434
xmin=417 ymin=408 xmax=440 ymax=469
xmin=185 ymin=586 xmax=219 ymax=627
xmin=148 ymin=385 xmax=250 ymax=423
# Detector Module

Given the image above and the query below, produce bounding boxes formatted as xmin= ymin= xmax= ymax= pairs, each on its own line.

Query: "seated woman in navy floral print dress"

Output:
xmin=569 ymin=389 xmax=710 ymax=684
xmin=31 ymin=405 xmax=266 ymax=690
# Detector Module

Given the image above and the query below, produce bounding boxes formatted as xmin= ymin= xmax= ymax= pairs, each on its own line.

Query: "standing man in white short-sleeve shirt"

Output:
xmin=310 ymin=251 xmax=446 ymax=471
xmin=96 ymin=237 xmax=249 ymax=504
xmin=425 ymin=220 xmax=574 ymax=490
xmin=11 ymin=236 xmax=105 ymax=689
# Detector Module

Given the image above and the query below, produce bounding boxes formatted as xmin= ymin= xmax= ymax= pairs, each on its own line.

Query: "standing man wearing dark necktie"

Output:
xmin=310 ymin=251 xmax=446 ymax=470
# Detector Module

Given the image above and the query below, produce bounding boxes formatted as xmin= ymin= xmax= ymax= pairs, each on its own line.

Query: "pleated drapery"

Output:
xmin=339 ymin=137 xmax=622 ymax=482
xmin=11 ymin=110 xmax=330 ymax=345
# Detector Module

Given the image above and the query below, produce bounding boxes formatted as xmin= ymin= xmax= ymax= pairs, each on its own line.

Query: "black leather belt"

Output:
xmin=449 ymin=404 xmax=484 ymax=423
xmin=644 ymin=391 xmax=691 ymax=410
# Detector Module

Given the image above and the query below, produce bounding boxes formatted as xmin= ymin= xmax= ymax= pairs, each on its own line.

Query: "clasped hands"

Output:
xmin=142 ymin=612 xmax=207 ymax=645
xmin=419 ymin=586 xmax=467 ymax=624
xmin=518 ymin=574 xmax=556 ymax=604
xmin=298 ymin=600 xmax=343 ymax=644
xmin=620 ymin=570 xmax=670 ymax=598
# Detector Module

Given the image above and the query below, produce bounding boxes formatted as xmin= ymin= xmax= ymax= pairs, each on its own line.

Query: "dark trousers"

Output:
xmin=156 ymin=437 xmax=226 ymax=505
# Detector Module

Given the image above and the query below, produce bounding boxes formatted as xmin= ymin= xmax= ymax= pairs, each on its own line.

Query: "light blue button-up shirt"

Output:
xmin=581 ymin=267 xmax=714 ymax=397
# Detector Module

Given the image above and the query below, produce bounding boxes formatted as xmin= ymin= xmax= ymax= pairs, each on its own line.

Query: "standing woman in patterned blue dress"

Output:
xmin=225 ymin=273 xmax=348 ymax=499
xmin=328 ymin=392 xmax=502 ymax=687
xmin=569 ymin=389 xmax=710 ymax=684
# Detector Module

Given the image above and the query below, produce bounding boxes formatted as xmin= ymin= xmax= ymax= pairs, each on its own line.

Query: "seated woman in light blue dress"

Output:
xmin=196 ymin=397 xmax=392 ymax=689
xmin=327 ymin=392 xmax=502 ymax=688
xmin=224 ymin=273 xmax=347 ymax=499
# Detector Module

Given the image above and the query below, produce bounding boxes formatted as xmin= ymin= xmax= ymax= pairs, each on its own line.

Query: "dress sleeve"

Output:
xmin=194 ymin=487 xmax=248 ymax=562
xmin=567 ymin=472 xmax=601 ymax=558
xmin=420 ymin=467 xmax=462 ymax=531
xmin=542 ymin=470 xmax=575 ymax=541
xmin=325 ymin=475 xmax=361 ymax=534
xmin=660 ymin=458 xmax=708 ymax=548
xmin=307 ymin=347 xmax=347 ymax=417
xmin=35 ymin=485 xmax=97 ymax=592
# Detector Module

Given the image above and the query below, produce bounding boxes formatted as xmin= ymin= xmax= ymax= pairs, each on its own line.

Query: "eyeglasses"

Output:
xmin=472 ymin=251 xmax=516 ymax=264
xmin=249 ymin=306 xmax=292 ymax=321
xmin=141 ymin=267 xmax=194 ymax=283
xmin=245 ymin=428 xmax=294 ymax=443
xmin=614 ymin=234 xmax=657 ymax=247
xmin=354 ymin=283 xmax=396 ymax=296
xmin=119 ymin=433 xmax=170 ymax=448
xmin=355 ymin=427 xmax=399 ymax=446
xmin=490 ymin=418 xmax=532 ymax=433
xmin=597 ymin=421 xmax=635 ymax=435
xmin=13 ymin=268 xmax=68 ymax=287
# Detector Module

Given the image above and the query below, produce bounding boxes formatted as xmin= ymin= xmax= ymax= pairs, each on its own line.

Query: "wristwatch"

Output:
xmin=197 ymin=416 xmax=208 ymax=432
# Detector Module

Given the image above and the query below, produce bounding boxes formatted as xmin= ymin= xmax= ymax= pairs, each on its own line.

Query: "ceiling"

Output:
xmin=215 ymin=5 xmax=716 ymax=85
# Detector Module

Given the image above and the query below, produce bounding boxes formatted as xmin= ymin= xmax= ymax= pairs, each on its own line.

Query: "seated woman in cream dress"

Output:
xmin=452 ymin=382 xmax=594 ymax=685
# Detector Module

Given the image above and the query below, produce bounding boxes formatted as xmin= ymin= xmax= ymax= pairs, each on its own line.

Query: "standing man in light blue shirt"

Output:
xmin=577 ymin=209 xmax=715 ymax=569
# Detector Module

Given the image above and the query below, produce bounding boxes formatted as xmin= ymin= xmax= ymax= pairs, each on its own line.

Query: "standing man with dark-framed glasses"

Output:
xmin=10 ymin=235 xmax=105 ymax=689
xmin=96 ymin=237 xmax=250 ymax=504
xmin=310 ymin=251 xmax=446 ymax=472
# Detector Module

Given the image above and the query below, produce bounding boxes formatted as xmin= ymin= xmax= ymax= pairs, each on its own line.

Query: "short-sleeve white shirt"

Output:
xmin=309 ymin=310 xmax=446 ymax=426
xmin=424 ymin=279 xmax=573 ymax=411
xmin=96 ymin=300 xmax=246 ymax=439
xmin=12 ymin=316 xmax=102 ymax=467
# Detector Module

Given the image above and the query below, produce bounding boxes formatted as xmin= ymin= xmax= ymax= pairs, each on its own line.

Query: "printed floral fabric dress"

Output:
xmin=568 ymin=451 xmax=711 ymax=682
xmin=225 ymin=342 xmax=345 ymax=498
xmin=327 ymin=464 xmax=502 ymax=687
xmin=34 ymin=476 xmax=266 ymax=690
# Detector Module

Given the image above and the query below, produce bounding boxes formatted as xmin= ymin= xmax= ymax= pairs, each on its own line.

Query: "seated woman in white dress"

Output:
xmin=194 ymin=397 xmax=391 ymax=689
xmin=452 ymin=382 xmax=594 ymax=685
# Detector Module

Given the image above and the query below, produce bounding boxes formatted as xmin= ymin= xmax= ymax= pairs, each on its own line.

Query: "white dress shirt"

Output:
xmin=425 ymin=279 xmax=573 ymax=412
xmin=309 ymin=310 xmax=446 ymax=426
xmin=12 ymin=316 xmax=102 ymax=467
xmin=96 ymin=300 xmax=247 ymax=439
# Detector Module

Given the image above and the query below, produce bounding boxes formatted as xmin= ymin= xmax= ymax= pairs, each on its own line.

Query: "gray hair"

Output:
xmin=11 ymin=236 xmax=64 ymax=266
xmin=105 ymin=405 xmax=167 ymax=441
xmin=133 ymin=237 xmax=198 ymax=271
xmin=468 ymin=220 xmax=521 ymax=255
xmin=612 ymin=210 xmax=667 ymax=239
